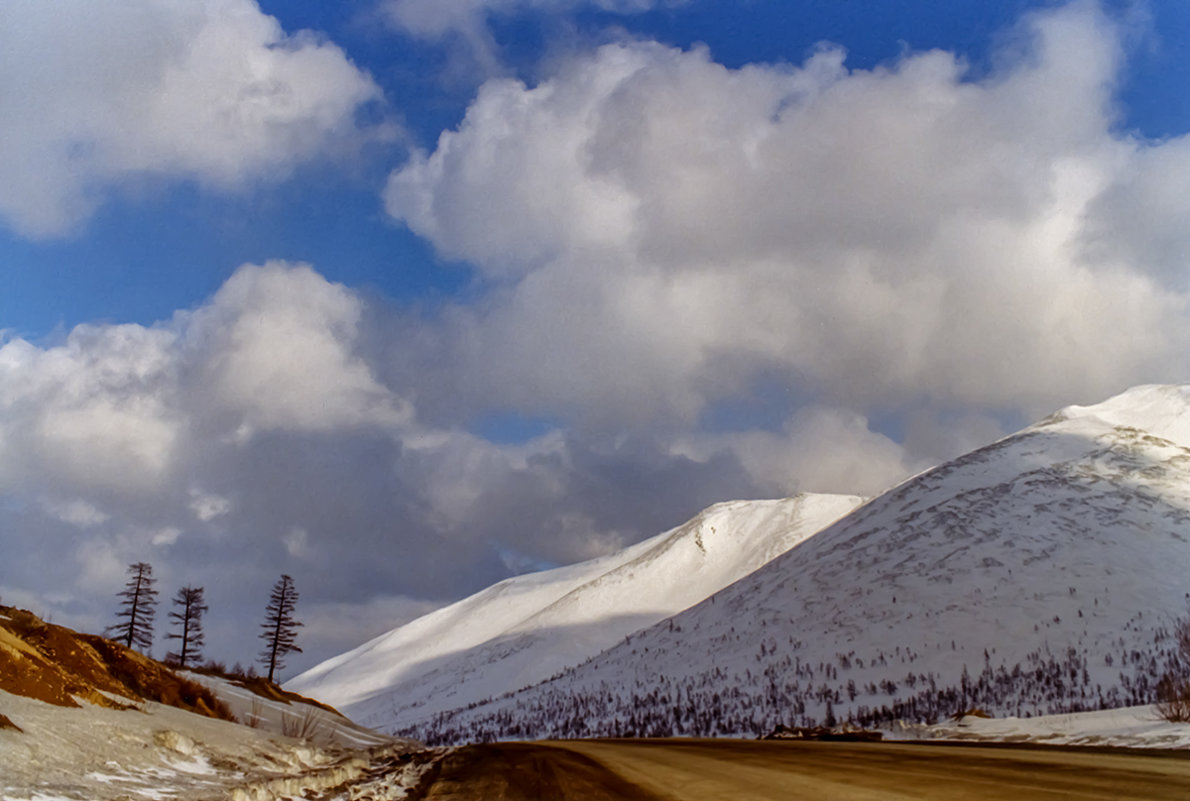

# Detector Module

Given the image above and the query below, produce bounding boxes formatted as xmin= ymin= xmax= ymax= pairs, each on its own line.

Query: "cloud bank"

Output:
xmin=0 ymin=0 xmax=381 ymax=237
xmin=5 ymin=2 xmax=1190 ymax=672
xmin=385 ymin=2 xmax=1189 ymax=438
xmin=0 ymin=263 xmax=767 ymax=670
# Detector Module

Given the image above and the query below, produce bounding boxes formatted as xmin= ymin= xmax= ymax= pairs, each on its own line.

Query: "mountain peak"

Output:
xmin=288 ymin=492 xmax=865 ymax=730
xmin=1038 ymin=383 xmax=1190 ymax=446
xmin=405 ymin=384 xmax=1190 ymax=742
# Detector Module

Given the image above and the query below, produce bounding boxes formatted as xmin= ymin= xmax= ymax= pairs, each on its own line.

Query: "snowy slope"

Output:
xmin=184 ymin=672 xmax=396 ymax=749
xmin=0 ymin=688 xmax=387 ymax=801
xmin=422 ymin=384 xmax=1190 ymax=743
xmin=288 ymin=493 xmax=865 ymax=731
xmin=901 ymin=704 xmax=1190 ymax=749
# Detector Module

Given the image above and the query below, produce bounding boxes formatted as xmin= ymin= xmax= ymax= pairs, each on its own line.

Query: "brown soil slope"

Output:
xmin=0 ymin=605 xmax=232 ymax=720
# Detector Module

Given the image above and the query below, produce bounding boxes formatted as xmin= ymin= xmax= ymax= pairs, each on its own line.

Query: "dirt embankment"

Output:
xmin=0 ymin=605 xmax=232 ymax=720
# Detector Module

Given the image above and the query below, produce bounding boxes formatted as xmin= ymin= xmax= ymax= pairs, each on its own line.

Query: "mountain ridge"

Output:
xmin=404 ymin=384 xmax=1190 ymax=742
xmin=288 ymin=492 xmax=866 ymax=731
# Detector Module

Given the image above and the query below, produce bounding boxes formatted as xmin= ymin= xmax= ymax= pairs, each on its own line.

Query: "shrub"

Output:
xmin=1157 ymin=615 xmax=1190 ymax=723
xmin=1156 ymin=676 xmax=1190 ymax=722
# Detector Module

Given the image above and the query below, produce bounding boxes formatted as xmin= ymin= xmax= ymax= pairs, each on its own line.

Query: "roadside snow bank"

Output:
xmin=0 ymin=688 xmax=419 ymax=800
xmin=184 ymin=672 xmax=398 ymax=750
xmin=888 ymin=705 xmax=1190 ymax=749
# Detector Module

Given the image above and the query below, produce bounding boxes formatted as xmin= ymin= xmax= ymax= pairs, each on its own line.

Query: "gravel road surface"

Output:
xmin=414 ymin=738 xmax=1190 ymax=800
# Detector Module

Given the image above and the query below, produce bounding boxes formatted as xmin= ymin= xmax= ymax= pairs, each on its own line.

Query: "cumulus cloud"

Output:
xmin=0 ymin=262 xmax=761 ymax=671
xmin=0 ymin=323 xmax=182 ymax=495
xmin=385 ymin=2 xmax=1190 ymax=430
xmin=0 ymin=264 xmax=414 ymax=663
xmin=0 ymin=0 xmax=382 ymax=237
xmin=1082 ymin=135 xmax=1190 ymax=287
xmin=676 ymin=407 xmax=929 ymax=498
xmin=186 ymin=262 xmax=413 ymax=434
xmin=400 ymin=427 xmax=758 ymax=565
xmin=10 ymin=0 xmax=1190 ymax=676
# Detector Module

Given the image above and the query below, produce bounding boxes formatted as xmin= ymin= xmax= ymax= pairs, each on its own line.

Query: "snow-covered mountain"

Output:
xmin=287 ymin=493 xmax=866 ymax=731
xmin=415 ymin=384 xmax=1190 ymax=743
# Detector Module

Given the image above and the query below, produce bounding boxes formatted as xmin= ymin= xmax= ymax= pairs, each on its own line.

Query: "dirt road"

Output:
xmin=413 ymin=738 xmax=1190 ymax=800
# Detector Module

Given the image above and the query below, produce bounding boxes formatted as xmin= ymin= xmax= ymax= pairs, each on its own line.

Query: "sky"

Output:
xmin=2 ymin=0 xmax=1189 ymax=678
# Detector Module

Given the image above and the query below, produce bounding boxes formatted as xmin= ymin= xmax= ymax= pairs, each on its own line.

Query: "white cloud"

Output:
xmin=188 ymin=262 xmax=414 ymax=434
xmin=384 ymin=3 xmax=1190 ymax=429
xmin=402 ymin=428 xmax=566 ymax=532
xmin=9 ymin=1 xmax=1190 ymax=674
xmin=1082 ymin=135 xmax=1190 ymax=287
xmin=0 ymin=324 xmax=182 ymax=495
xmin=0 ymin=0 xmax=381 ymax=237
xmin=677 ymin=407 xmax=927 ymax=498
xmin=382 ymin=0 xmax=688 ymax=77
xmin=151 ymin=527 xmax=182 ymax=547
xmin=386 ymin=0 xmax=680 ymax=40
xmin=41 ymin=498 xmax=110 ymax=528
xmin=0 ymin=261 xmax=753 ymax=669
xmin=0 ymin=262 xmax=412 ymax=502
xmin=189 ymin=489 xmax=232 ymax=522
xmin=283 ymin=527 xmax=311 ymax=559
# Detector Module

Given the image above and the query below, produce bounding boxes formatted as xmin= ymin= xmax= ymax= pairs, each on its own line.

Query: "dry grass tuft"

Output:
xmin=281 ymin=706 xmax=324 ymax=742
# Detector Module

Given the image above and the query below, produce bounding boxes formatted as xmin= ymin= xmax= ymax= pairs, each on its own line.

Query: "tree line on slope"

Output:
xmin=104 ymin=562 xmax=303 ymax=682
xmin=404 ymin=623 xmax=1190 ymax=745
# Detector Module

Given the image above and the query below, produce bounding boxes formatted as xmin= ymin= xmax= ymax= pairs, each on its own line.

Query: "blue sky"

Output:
xmin=7 ymin=0 xmax=1187 ymax=341
xmin=2 ymin=0 xmax=1189 ymax=676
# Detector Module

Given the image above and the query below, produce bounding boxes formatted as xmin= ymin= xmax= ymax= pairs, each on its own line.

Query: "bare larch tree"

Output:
xmin=259 ymin=574 xmax=302 ymax=683
xmin=165 ymin=586 xmax=208 ymax=668
xmin=106 ymin=562 xmax=158 ymax=652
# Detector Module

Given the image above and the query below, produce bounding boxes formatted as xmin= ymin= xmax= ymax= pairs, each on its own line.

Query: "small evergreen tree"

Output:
xmin=165 ymin=586 xmax=208 ymax=668
xmin=258 ymin=574 xmax=302 ymax=683
xmin=106 ymin=562 xmax=158 ymax=652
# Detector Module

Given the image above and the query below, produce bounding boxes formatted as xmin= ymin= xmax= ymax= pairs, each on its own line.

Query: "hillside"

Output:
xmin=0 ymin=605 xmax=233 ymax=719
xmin=288 ymin=492 xmax=865 ymax=732
xmin=409 ymin=384 xmax=1190 ymax=743
xmin=0 ymin=607 xmax=420 ymax=800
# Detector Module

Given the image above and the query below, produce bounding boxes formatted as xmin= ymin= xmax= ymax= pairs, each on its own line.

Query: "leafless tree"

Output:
xmin=165 ymin=586 xmax=208 ymax=668
xmin=105 ymin=562 xmax=158 ymax=652
xmin=259 ymin=574 xmax=302 ymax=683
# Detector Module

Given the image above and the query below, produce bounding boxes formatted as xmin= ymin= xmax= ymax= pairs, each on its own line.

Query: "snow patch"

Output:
xmin=896 ymin=704 xmax=1190 ymax=749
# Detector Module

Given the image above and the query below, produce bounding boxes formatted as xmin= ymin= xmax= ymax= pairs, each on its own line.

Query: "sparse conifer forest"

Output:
xmin=99 ymin=564 xmax=301 ymax=685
